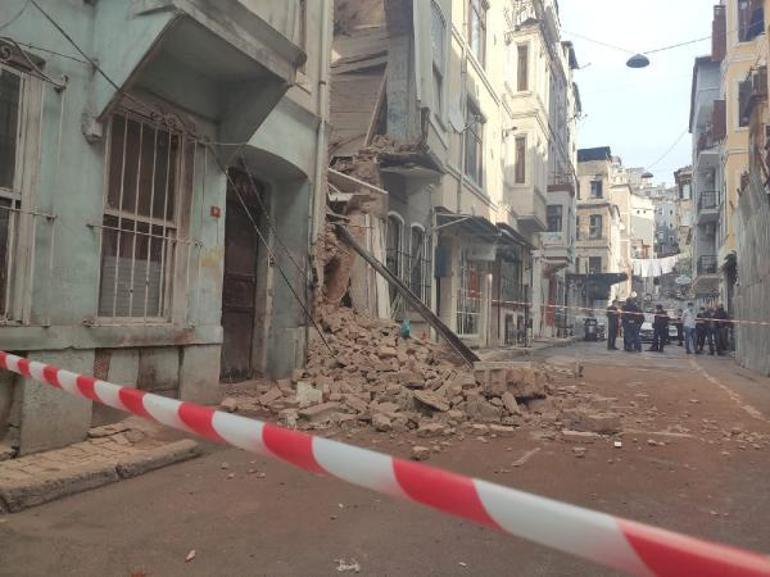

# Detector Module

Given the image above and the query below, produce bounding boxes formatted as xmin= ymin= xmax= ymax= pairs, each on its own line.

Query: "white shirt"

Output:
xmin=682 ymin=308 xmax=697 ymax=329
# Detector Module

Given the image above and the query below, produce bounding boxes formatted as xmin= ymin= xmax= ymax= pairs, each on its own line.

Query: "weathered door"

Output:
xmin=220 ymin=183 xmax=259 ymax=381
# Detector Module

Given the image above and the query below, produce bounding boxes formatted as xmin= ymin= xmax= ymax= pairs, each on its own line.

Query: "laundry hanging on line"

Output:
xmin=630 ymin=254 xmax=681 ymax=278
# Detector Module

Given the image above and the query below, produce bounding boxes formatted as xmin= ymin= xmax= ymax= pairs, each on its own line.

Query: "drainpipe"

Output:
xmin=305 ymin=0 xmax=331 ymax=355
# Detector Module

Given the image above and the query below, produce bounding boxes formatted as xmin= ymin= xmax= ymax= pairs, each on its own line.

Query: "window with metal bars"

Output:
xmin=0 ymin=64 xmax=22 ymax=321
xmin=457 ymin=251 xmax=480 ymax=336
xmin=98 ymin=111 xmax=189 ymax=319
xmin=408 ymin=225 xmax=432 ymax=307
xmin=386 ymin=213 xmax=407 ymax=317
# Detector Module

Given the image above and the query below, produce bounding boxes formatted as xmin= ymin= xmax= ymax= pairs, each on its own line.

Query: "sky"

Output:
xmin=559 ymin=0 xmax=714 ymax=186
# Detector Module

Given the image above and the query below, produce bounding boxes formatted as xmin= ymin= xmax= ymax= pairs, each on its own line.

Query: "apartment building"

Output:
xmin=712 ymin=0 xmax=765 ymax=311
xmin=733 ymin=0 xmax=770 ymax=374
xmin=688 ymin=55 xmax=723 ymax=305
xmin=329 ymin=0 xmax=579 ymax=346
xmin=507 ymin=1 xmax=582 ymax=338
xmin=0 ymin=0 xmax=330 ymax=454
xmin=574 ymin=147 xmax=627 ymax=311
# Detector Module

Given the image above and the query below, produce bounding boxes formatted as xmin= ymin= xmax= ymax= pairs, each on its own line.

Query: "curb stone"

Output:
xmin=0 ymin=440 xmax=201 ymax=513
xmin=116 ymin=439 xmax=202 ymax=479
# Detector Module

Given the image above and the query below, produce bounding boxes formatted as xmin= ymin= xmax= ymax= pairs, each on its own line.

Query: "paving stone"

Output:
xmin=115 ymin=440 xmax=201 ymax=479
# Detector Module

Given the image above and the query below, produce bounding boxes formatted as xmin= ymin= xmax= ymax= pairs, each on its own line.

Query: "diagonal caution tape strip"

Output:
xmin=1 ymin=350 xmax=769 ymax=577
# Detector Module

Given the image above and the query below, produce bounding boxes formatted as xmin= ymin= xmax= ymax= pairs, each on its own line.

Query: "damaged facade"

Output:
xmin=0 ymin=0 xmax=332 ymax=454
xmin=328 ymin=0 xmax=580 ymax=347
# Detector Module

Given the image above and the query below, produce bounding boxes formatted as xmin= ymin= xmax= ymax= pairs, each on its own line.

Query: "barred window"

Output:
xmin=409 ymin=225 xmax=432 ymax=307
xmin=98 ymin=111 xmax=188 ymax=319
xmin=457 ymin=251 xmax=480 ymax=336
xmin=0 ymin=65 xmax=22 ymax=320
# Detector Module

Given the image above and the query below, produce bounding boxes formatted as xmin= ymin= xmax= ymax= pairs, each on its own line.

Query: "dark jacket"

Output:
xmin=622 ymin=302 xmax=643 ymax=327
xmin=653 ymin=310 xmax=670 ymax=330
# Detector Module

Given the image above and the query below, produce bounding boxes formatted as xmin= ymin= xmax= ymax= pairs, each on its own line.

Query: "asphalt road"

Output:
xmin=1 ymin=342 xmax=769 ymax=577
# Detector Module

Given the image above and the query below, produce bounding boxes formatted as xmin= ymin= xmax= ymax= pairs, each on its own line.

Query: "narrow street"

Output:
xmin=2 ymin=342 xmax=769 ymax=577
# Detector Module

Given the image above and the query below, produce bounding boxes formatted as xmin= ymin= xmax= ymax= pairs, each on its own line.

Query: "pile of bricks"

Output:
xmin=229 ymin=304 xmax=556 ymax=438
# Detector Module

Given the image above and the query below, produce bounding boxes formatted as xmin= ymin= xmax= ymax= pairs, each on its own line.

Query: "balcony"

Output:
xmin=90 ymin=0 xmax=305 ymax=146
xmin=507 ymin=185 xmax=547 ymax=234
xmin=692 ymin=254 xmax=720 ymax=296
xmin=539 ymin=231 xmax=572 ymax=266
xmin=696 ymin=191 xmax=720 ymax=224
xmin=697 ymin=255 xmax=718 ymax=275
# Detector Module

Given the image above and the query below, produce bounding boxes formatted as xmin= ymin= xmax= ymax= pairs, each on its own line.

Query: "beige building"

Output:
xmin=329 ymin=0 xmax=579 ymax=347
xmin=506 ymin=0 xmax=582 ymax=338
xmin=713 ymin=0 xmax=765 ymax=310
xmin=575 ymin=147 xmax=627 ymax=311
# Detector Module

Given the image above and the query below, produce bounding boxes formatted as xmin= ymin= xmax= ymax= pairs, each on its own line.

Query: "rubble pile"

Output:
xmin=242 ymin=304 xmax=556 ymax=437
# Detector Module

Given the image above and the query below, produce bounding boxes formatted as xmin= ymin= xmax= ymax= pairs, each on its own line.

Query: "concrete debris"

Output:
xmin=219 ymin=397 xmax=239 ymax=413
xmin=411 ymin=446 xmax=431 ymax=461
xmin=572 ymin=447 xmax=587 ymax=458
xmin=336 ymin=559 xmax=361 ymax=573
xmin=413 ymin=390 xmax=450 ymax=413
xmin=298 ymin=402 xmax=342 ymax=423
xmin=296 ymin=382 xmax=323 ymax=408
xmin=87 ymin=422 xmax=131 ymax=438
xmin=512 ymin=447 xmax=541 ymax=467
xmin=416 ymin=422 xmax=446 ymax=438
xmin=562 ymin=410 xmax=622 ymax=435
xmin=259 ymin=387 xmax=283 ymax=406
xmin=372 ymin=413 xmax=392 ymax=432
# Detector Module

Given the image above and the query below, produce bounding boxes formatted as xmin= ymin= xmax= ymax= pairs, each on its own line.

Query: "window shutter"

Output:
xmin=712 ymin=99 xmax=727 ymax=141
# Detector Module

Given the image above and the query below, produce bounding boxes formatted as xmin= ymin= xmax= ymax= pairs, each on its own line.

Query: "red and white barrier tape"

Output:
xmin=489 ymin=298 xmax=770 ymax=328
xmin=1 ymin=350 xmax=769 ymax=577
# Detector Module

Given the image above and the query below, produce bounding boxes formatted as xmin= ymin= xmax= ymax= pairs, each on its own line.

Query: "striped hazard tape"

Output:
xmin=1 ymin=350 xmax=769 ymax=577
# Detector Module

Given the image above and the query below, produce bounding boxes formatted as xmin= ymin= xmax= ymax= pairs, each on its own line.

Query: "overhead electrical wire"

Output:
xmin=0 ymin=0 xmax=30 ymax=32
xmin=645 ymin=129 xmax=689 ymax=171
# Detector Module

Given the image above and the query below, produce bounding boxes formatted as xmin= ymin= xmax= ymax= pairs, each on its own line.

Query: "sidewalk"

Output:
xmin=0 ymin=419 xmax=200 ymax=513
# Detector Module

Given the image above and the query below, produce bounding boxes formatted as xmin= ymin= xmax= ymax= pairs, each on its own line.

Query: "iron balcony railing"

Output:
xmin=697 ymin=255 xmax=718 ymax=275
xmin=698 ymin=190 xmax=718 ymax=211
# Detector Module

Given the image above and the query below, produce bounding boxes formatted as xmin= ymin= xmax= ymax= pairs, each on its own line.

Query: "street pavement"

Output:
xmin=1 ymin=342 xmax=769 ymax=577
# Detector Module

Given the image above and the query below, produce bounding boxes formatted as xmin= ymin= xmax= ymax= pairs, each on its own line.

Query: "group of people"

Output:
xmin=606 ymin=298 xmax=670 ymax=353
xmin=679 ymin=302 xmax=731 ymax=356
xmin=605 ymin=299 xmax=732 ymax=355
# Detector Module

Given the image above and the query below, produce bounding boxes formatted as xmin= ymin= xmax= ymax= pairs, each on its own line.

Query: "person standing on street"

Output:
xmin=649 ymin=304 xmax=670 ymax=353
xmin=703 ymin=305 xmax=716 ymax=355
xmin=674 ymin=308 xmax=684 ymax=346
xmin=713 ymin=303 xmax=730 ymax=355
xmin=607 ymin=300 xmax=620 ymax=350
xmin=682 ymin=302 xmax=697 ymax=354
xmin=696 ymin=306 xmax=708 ymax=353
xmin=622 ymin=297 xmax=643 ymax=352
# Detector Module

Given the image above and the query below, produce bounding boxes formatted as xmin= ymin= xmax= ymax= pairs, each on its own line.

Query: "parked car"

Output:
xmin=640 ymin=320 xmax=655 ymax=343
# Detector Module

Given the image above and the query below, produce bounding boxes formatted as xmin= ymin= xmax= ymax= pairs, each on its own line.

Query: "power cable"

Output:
xmin=0 ymin=0 xmax=30 ymax=32
xmin=646 ymin=129 xmax=689 ymax=171
xmin=645 ymin=35 xmax=711 ymax=55
xmin=236 ymin=152 xmax=309 ymax=279
xmin=206 ymin=144 xmax=338 ymax=360
xmin=11 ymin=39 xmax=90 ymax=64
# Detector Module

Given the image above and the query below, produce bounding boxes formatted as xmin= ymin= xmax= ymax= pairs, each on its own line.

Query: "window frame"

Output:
xmin=464 ymin=100 xmax=484 ymax=188
xmin=96 ymin=107 xmax=192 ymax=323
xmin=386 ymin=212 xmax=406 ymax=317
xmin=408 ymin=223 xmax=432 ymax=307
xmin=514 ymin=135 xmax=527 ymax=184
xmin=588 ymin=256 xmax=603 ymax=275
xmin=589 ymin=214 xmax=603 ymax=240
xmin=457 ymin=250 xmax=481 ymax=336
xmin=467 ymin=0 xmax=488 ymax=67
xmin=546 ymin=205 xmax=563 ymax=233
xmin=0 ymin=57 xmax=43 ymax=326
xmin=431 ymin=1 xmax=447 ymax=120
xmin=590 ymin=179 xmax=603 ymax=198
xmin=517 ymin=43 xmax=529 ymax=92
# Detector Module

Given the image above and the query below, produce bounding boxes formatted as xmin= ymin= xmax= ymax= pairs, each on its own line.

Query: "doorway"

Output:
xmin=220 ymin=172 xmax=263 ymax=381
